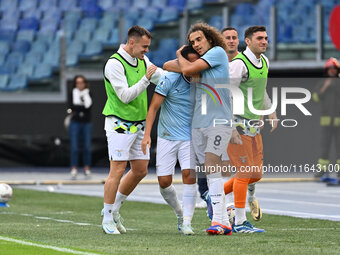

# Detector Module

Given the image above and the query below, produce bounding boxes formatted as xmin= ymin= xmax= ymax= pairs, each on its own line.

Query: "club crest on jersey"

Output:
xmin=240 ymin=156 xmax=247 ymax=163
xmin=159 ymin=80 xmax=165 ymax=88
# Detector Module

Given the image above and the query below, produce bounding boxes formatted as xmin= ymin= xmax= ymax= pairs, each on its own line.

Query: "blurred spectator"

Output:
xmin=312 ymin=58 xmax=340 ymax=183
xmin=68 ymin=75 xmax=93 ymax=179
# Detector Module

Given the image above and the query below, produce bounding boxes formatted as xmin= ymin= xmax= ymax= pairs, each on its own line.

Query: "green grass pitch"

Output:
xmin=0 ymin=188 xmax=340 ymax=255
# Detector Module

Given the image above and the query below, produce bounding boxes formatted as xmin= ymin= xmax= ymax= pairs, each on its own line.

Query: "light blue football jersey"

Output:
xmin=155 ymin=72 xmax=191 ymax=141
xmin=191 ymin=46 xmax=233 ymax=128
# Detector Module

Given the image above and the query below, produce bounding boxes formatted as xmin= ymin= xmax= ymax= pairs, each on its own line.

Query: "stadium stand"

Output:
xmin=0 ymin=41 xmax=9 ymax=55
xmin=209 ymin=15 xmax=223 ymax=31
xmin=187 ymin=0 xmax=204 ymax=10
xmin=18 ymin=63 xmax=35 ymax=77
xmin=31 ymin=64 xmax=53 ymax=80
xmin=0 ymin=0 xmax=338 ymax=91
xmin=81 ymin=40 xmax=103 ymax=57
xmin=7 ymin=74 xmax=27 ymax=90
xmin=0 ymin=74 xmax=9 ymax=90
xmin=106 ymin=28 xmax=119 ymax=46
xmin=16 ymin=30 xmax=35 ymax=42
xmin=66 ymin=52 xmax=79 ymax=67
xmin=227 ymin=0 xmax=340 ymax=43
xmin=149 ymin=38 xmax=179 ymax=66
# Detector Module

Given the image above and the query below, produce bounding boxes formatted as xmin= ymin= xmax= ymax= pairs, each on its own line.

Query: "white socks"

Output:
xmin=221 ymin=192 xmax=231 ymax=227
xmin=235 ymin=207 xmax=246 ymax=225
xmin=112 ymin=191 xmax=128 ymax=213
xmin=102 ymin=203 xmax=113 ymax=223
xmin=103 ymin=192 xmax=128 ymax=223
xmin=222 ymin=176 xmax=234 ymax=206
xmin=160 ymin=185 xmax=183 ymax=216
xmin=207 ymin=172 xmax=224 ymax=225
xmin=225 ymin=193 xmax=234 ymax=207
xmin=161 ymin=184 xmax=197 ymax=226
xmin=182 ymin=184 xmax=196 ymax=225
xmin=247 ymin=183 xmax=256 ymax=202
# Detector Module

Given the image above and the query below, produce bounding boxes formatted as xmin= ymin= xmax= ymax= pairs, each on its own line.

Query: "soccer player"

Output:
xmin=141 ymin=46 xmax=199 ymax=235
xmin=197 ymin=27 xmax=242 ymax=209
xmin=222 ymin=26 xmax=263 ymax=222
xmin=164 ymin=23 xmax=233 ymax=235
xmin=198 ymin=27 xmax=264 ymax=223
xmin=101 ymin=26 xmax=164 ymax=235
xmin=224 ymin=26 xmax=277 ymax=233
xmin=222 ymin=27 xmax=239 ymax=61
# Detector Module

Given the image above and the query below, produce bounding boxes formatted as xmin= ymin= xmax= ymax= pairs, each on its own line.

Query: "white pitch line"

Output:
xmin=128 ymin=193 xmax=340 ymax=221
xmin=0 ymin=212 xmax=100 ymax=227
xmin=256 ymin=188 xmax=340 ymax=199
xmin=262 ymin=208 xmax=340 ymax=221
xmin=278 ymin=228 xmax=339 ymax=231
xmin=0 ymin=211 xmax=136 ymax=230
xmin=0 ymin=236 xmax=101 ymax=255
xmin=318 ymin=189 xmax=340 ymax=195
xmin=53 ymin=211 xmax=74 ymax=215
xmin=259 ymin=197 xmax=340 ymax=208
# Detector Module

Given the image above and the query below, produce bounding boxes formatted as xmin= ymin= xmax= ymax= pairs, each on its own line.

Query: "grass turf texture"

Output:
xmin=0 ymin=189 xmax=340 ymax=255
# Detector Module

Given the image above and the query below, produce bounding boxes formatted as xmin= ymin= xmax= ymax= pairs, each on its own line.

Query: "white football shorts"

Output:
xmin=156 ymin=137 xmax=191 ymax=176
xmin=191 ymin=126 xmax=232 ymax=165
xmin=106 ymin=130 xmax=149 ymax=161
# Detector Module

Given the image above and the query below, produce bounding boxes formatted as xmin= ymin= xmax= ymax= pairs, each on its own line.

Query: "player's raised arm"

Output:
xmin=176 ymin=45 xmax=210 ymax=76
xmin=163 ymin=59 xmax=181 ymax=73
xmin=141 ymin=92 xmax=165 ymax=155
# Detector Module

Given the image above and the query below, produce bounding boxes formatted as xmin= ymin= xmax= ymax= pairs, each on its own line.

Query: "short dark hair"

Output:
xmin=181 ymin=45 xmax=199 ymax=59
xmin=221 ymin=26 xmax=237 ymax=34
xmin=244 ymin=26 xmax=266 ymax=39
xmin=127 ymin=25 xmax=152 ymax=40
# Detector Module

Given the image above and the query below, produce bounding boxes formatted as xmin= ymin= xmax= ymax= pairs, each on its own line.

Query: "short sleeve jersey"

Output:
xmin=155 ymin=72 xmax=191 ymax=141
xmin=192 ymin=46 xmax=233 ymax=128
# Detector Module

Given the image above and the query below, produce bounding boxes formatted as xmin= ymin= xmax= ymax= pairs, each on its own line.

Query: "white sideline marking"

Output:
xmin=0 ymin=236 xmax=101 ymax=255
xmin=262 ymin=208 xmax=340 ymax=221
xmin=0 ymin=212 xmax=100 ymax=227
xmin=259 ymin=197 xmax=340 ymax=208
xmin=318 ymin=189 xmax=340 ymax=195
xmin=0 ymin=212 xmax=136 ymax=230
xmin=278 ymin=228 xmax=339 ymax=231
xmin=54 ymin=211 xmax=74 ymax=215
xmin=257 ymin=188 xmax=340 ymax=199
